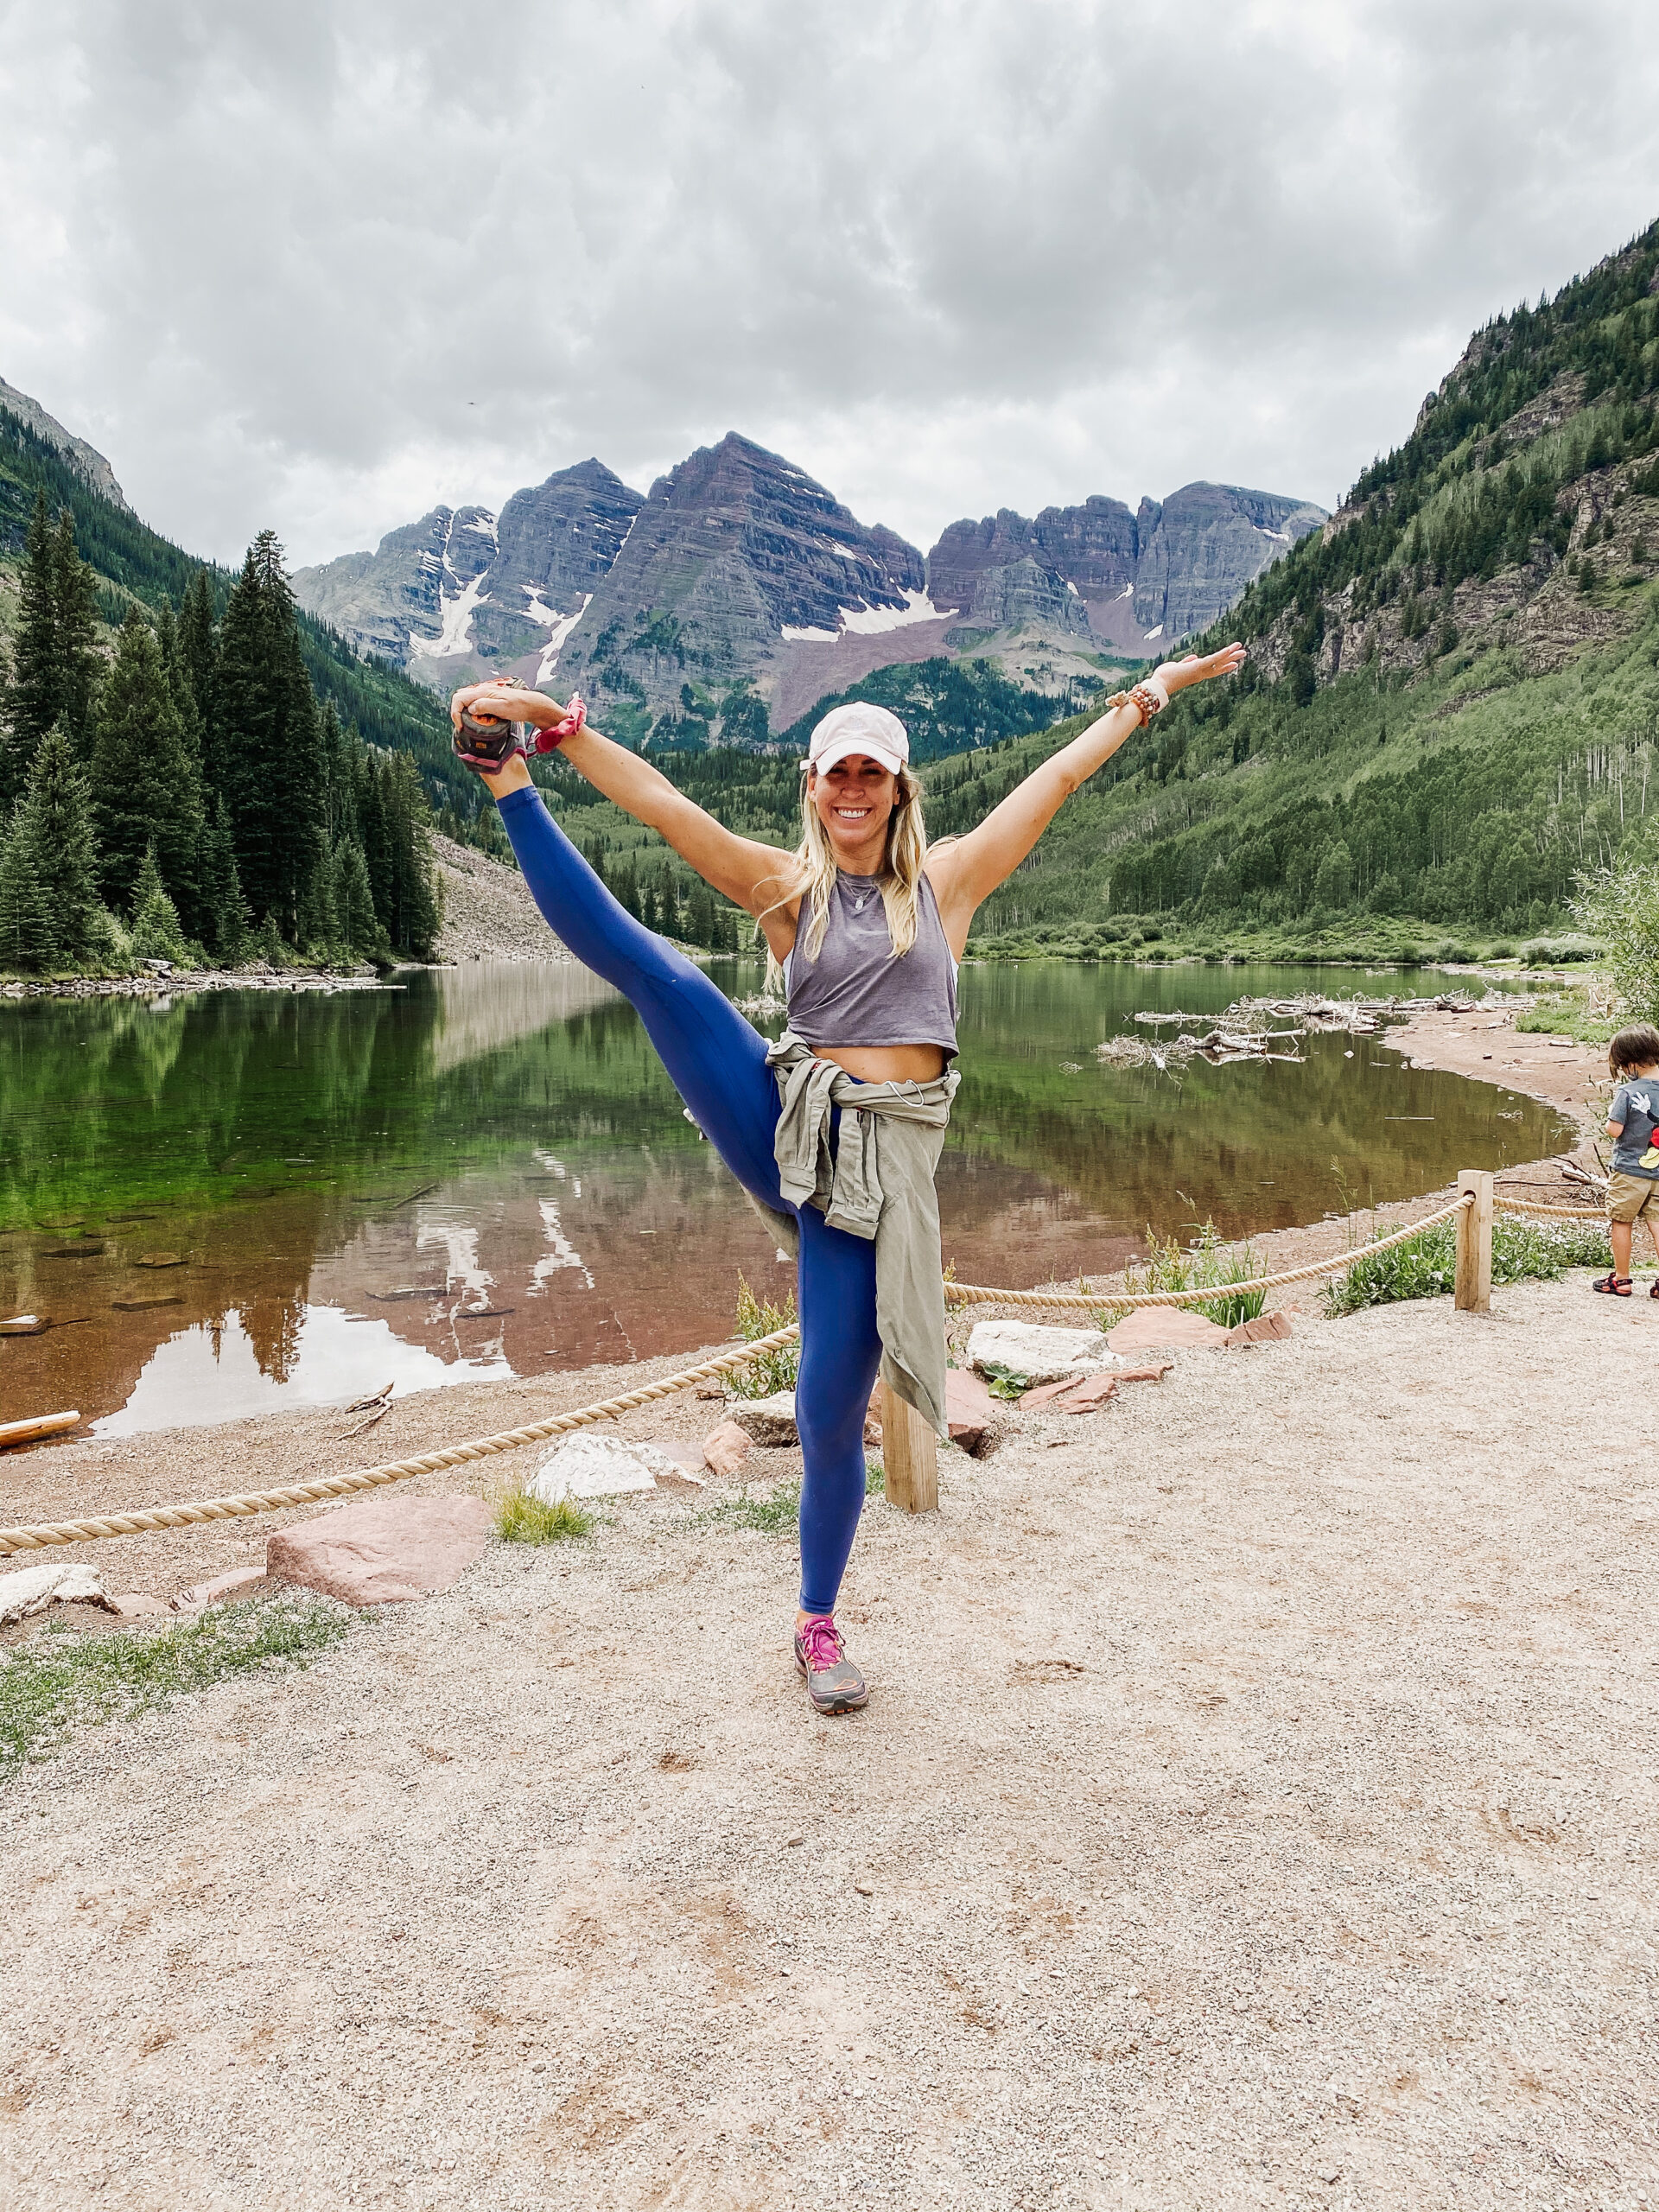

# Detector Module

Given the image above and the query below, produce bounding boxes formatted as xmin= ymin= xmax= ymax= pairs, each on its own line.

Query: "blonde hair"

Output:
xmin=759 ymin=761 xmax=931 ymax=978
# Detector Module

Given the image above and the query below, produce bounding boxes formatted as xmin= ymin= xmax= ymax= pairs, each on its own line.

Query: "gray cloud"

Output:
xmin=2 ymin=0 xmax=1656 ymax=567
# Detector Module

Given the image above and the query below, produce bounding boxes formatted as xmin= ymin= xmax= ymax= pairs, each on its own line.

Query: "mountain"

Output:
xmin=0 ymin=375 xmax=130 ymax=512
xmin=1209 ymin=219 xmax=1659 ymax=695
xmin=295 ymin=434 xmax=1324 ymax=741
xmin=926 ymin=483 xmax=1325 ymax=658
xmin=291 ymin=459 xmax=645 ymax=689
xmin=552 ymin=431 xmax=949 ymax=742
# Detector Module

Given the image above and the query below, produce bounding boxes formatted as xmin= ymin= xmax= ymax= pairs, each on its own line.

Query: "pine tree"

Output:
xmin=14 ymin=729 xmax=100 ymax=965
xmin=197 ymin=794 xmax=249 ymax=963
xmin=128 ymin=842 xmax=188 ymax=963
xmin=52 ymin=510 xmax=103 ymax=747
xmin=379 ymin=753 xmax=439 ymax=957
xmin=89 ymin=609 xmax=202 ymax=919
xmin=213 ymin=532 xmax=327 ymax=940
xmin=334 ymin=838 xmax=382 ymax=959
xmin=1 ymin=493 xmax=59 ymax=809
xmin=178 ymin=568 xmax=219 ymax=728
xmin=0 ymin=805 xmax=57 ymax=972
xmin=156 ymin=602 xmax=205 ymax=768
xmin=319 ymin=702 xmax=357 ymax=847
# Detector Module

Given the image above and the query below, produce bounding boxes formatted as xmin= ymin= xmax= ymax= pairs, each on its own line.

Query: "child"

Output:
xmin=1596 ymin=1023 xmax=1659 ymax=1296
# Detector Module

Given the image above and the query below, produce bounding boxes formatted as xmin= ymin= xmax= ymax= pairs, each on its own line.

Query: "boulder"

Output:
xmin=1224 ymin=1310 xmax=1294 ymax=1346
xmin=1107 ymin=1306 xmax=1228 ymax=1351
xmin=944 ymin=1368 xmax=1005 ymax=1456
xmin=530 ymin=1435 xmax=681 ymax=1502
xmin=267 ymin=1494 xmax=493 ymax=1606
xmin=702 ymin=1421 xmax=753 ymax=1477
xmin=967 ymin=1320 xmax=1120 ymax=1386
xmin=0 ymin=1561 xmax=115 ymax=1625
xmin=728 ymin=1391 xmax=800 ymax=1447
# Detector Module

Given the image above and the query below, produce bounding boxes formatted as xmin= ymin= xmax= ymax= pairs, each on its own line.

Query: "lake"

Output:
xmin=0 ymin=960 xmax=1568 ymax=1435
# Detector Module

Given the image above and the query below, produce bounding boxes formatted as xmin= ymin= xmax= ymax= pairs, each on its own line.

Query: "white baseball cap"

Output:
xmin=807 ymin=701 xmax=910 ymax=776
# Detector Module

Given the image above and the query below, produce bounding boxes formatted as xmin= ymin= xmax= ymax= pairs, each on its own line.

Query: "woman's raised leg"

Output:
xmin=496 ymin=785 xmax=782 ymax=1204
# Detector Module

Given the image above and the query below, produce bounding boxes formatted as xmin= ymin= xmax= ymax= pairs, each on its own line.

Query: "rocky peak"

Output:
xmin=0 ymin=373 xmax=130 ymax=509
xmin=292 ymin=461 xmax=645 ymax=687
xmin=553 ymin=433 xmax=932 ymax=727
xmin=925 ymin=482 xmax=1325 ymax=657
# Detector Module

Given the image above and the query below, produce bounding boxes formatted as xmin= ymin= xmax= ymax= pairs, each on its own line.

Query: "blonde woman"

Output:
xmin=451 ymin=644 xmax=1243 ymax=1714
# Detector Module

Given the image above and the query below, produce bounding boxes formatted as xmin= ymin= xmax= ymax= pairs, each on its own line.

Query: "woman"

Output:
xmin=451 ymin=641 xmax=1244 ymax=1714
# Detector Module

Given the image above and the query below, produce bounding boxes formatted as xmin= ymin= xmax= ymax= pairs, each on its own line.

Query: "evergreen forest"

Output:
xmin=0 ymin=492 xmax=439 ymax=975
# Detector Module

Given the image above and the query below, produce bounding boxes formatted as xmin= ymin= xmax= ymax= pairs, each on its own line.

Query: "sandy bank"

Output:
xmin=2 ymin=1269 xmax=1655 ymax=2208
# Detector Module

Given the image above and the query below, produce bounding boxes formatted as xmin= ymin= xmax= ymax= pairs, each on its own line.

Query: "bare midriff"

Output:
xmin=812 ymin=1042 xmax=948 ymax=1084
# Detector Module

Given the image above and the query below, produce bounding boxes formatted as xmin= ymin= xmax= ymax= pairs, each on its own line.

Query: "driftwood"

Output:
xmin=1105 ymin=988 xmax=1493 ymax=1075
xmin=0 ymin=1410 xmax=80 ymax=1450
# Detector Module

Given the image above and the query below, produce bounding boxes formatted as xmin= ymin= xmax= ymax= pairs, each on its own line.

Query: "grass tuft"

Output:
xmin=0 ymin=1593 xmax=350 ymax=1777
xmin=696 ymin=1460 xmax=885 ymax=1539
xmin=494 ymin=1485 xmax=595 ymax=1545
xmin=1324 ymin=1213 xmax=1613 ymax=1317
xmin=1103 ymin=1220 xmax=1267 ymax=1329
xmin=726 ymin=1274 xmax=801 ymax=1400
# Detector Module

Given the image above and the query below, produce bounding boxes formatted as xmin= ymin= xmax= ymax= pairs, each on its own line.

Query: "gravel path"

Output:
xmin=2 ymin=1276 xmax=1656 ymax=2209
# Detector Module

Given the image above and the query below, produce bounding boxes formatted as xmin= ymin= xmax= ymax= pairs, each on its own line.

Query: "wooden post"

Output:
xmin=880 ymin=1381 xmax=938 ymax=1514
xmin=1455 ymin=1169 xmax=1493 ymax=1314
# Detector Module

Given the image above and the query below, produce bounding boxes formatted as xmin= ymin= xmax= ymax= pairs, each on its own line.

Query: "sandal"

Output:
xmin=1649 ymin=1280 xmax=1659 ymax=1301
xmin=1592 ymin=1273 xmax=1633 ymax=1296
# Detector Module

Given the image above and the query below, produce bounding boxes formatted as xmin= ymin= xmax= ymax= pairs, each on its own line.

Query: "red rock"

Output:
xmin=266 ymin=1494 xmax=493 ymax=1607
xmin=1051 ymin=1373 xmax=1120 ymax=1414
xmin=1224 ymin=1310 xmax=1294 ymax=1346
xmin=1107 ymin=1306 xmax=1229 ymax=1351
xmin=1116 ymin=1361 xmax=1173 ymax=1383
xmin=945 ymin=1367 xmax=1005 ymax=1455
xmin=702 ymin=1421 xmax=753 ymax=1477
xmin=1017 ymin=1376 xmax=1088 ymax=1410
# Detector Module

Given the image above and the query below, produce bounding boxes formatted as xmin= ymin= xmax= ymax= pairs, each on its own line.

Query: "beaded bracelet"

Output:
xmin=1104 ymin=676 xmax=1170 ymax=729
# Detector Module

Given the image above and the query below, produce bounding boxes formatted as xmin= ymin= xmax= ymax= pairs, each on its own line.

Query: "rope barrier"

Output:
xmin=6 ymin=1184 xmax=1578 ymax=1560
xmin=1493 ymin=1196 xmax=1607 ymax=1220
xmin=0 ymin=1324 xmax=803 ymax=1557
xmin=944 ymin=1192 xmax=1475 ymax=1312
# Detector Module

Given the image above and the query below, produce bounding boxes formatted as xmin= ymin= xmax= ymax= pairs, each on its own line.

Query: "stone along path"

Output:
xmin=1 ymin=1277 xmax=1656 ymax=2209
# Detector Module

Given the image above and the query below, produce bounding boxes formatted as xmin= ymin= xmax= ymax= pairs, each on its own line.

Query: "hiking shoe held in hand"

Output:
xmin=794 ymin=1615 xmax=868 ymax=1714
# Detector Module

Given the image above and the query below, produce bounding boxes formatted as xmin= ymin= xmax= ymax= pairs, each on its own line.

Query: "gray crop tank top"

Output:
xmin=784 ymin=869 xmax=959 ymax=1056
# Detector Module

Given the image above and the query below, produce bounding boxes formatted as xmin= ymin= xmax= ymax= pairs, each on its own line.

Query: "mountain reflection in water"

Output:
xmin=0 ymin=960 xmax=1567 ymax=1434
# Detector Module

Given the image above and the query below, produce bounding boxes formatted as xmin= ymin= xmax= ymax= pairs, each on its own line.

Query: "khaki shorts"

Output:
xmin=1607 ymin=1171 xmax=1659 ymax=1224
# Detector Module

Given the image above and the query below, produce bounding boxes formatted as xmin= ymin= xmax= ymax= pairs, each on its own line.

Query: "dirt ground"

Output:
xmin=3 ymin=1259 xmax=1656 ymax=2210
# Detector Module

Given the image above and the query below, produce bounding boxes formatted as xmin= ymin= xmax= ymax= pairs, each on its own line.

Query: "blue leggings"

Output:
xmin=497 ymin=786 xmax=877 ymax=1615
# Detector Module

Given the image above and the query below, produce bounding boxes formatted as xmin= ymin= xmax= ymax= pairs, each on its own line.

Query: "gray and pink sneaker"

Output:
xmin=794 ymin=1615 xmax=868 ymax=1714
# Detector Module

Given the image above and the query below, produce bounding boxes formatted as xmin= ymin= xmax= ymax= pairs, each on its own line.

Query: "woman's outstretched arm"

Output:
xmin=925 ymin=645 xmax=1247 ymax=947
xmin=451 ymin=681 xmax=796 ymax=919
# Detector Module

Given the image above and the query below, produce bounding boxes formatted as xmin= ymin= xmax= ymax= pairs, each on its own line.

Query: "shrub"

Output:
xmin=727 ymin=1274 xmax=801 ymax=1399
xmin=1324 ymin=1213 xmax=1611 ymax=1317
xmin=1573 ymin=862 xmax=1659 ymax=1023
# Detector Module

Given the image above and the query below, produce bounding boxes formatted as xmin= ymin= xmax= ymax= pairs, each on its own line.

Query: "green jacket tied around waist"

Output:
xmin=758 ymin=1032 xmax=960 ymax=1438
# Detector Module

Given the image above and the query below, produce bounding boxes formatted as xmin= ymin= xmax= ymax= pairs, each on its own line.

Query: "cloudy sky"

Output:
xmin=3 ymin=0 xmax=1656 ymax=569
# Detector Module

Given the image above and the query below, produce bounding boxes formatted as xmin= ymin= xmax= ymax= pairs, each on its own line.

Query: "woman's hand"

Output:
xmin=1153 ymin=642 xmax=1248 ymax=695
xmin=448 ymin=680 xmax=565 ymax=733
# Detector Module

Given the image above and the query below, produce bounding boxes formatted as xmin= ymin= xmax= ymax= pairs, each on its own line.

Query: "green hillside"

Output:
xmin=0 ymin=404 xmax=470 ymax=817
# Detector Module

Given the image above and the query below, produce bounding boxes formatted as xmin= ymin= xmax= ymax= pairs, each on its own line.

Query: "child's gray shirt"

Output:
xmin=1611 ymin=1078 xmax=1659 ymax=1178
